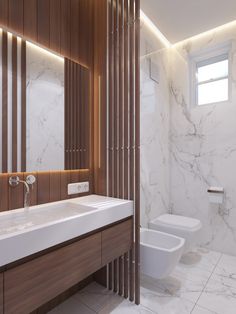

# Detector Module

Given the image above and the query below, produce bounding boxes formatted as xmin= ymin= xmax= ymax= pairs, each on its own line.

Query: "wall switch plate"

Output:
xmin=67 ymin=182 xmax=90 ymax=195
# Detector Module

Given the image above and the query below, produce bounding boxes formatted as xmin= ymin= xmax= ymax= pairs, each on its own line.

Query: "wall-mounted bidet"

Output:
xmin=140 ymin=228 xmax=185 ymax=279
xmin=149 ymin=214 xmax=202 ymax=254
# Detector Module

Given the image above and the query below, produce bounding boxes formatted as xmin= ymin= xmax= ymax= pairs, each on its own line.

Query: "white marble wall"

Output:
xmin=169 ymin=25 xmax=236 ymax=255
xmin=26 ymin=43 xmax=64 ymax=172
xmin=140 ymin=21 xmax=170 ymax=227
xmin=141 ymin=18 xmax=236 ymax=255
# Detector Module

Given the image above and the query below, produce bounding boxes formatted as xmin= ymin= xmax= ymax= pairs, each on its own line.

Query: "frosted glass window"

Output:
xmin=198 ymin=59 xmax=228 ymax=83
xmin=198 ymin=79 xmax=228 ymax=105
xmin=195 ymin=54 xmax=229 ymax=106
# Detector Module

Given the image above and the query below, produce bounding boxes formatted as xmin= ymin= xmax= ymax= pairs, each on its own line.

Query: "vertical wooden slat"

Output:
xmin=123 ymin=0 xmax=129 ymax=201
xmin=118 ymin=255 xmax=124 ymax=296
xmin=37 ymin=172 xmax=50 ymax=204
xmin=49 ymin=171 xmax=61 ymax=202
xmin=134 ymin=0 xmax=140 ymax=305
xmin=60 ymin=170 xmax=70 ymax=200
xmin=129 ymin=0 xmax=135 ymax=303
xmin=0 ymin=173 xmax=9 ymax=211
xmin=70 ymin=0 xmax=79 ymax=62
xmin=2 ymin=30 xmax=8 ymax=173
xmin=8 ymin=0 xmax=24 ymax=35
xmin=119 ymin=0 xmax=124 ymax=199
xmin=37 ymin=0 xmax=50 ymax=47
xmin=60 ymin=0 xmax=71 ymax=58
xmin=124 ymin=252 xmax=129 ymax=298
xmin=8 ymin=173 xmax=24 ymax=210
xmin=12 ymin=35 xmax=17 ymax=172
xmin=0 ymin=0 xmax=9 ymax=27
xmin=50 ymin=0 xmax=61 ymax=53
xmin=23 ymin=0 xmax=37 ymax=41
xmin=113 ymin=259 xmax=118 ymax=293
xmin=21 ymin=40 xmax=26 ymax=172
xmin=64 ymin=59 xmax=69 ymax=170
xmin=108 ymin=0 xmax=114 ymax=197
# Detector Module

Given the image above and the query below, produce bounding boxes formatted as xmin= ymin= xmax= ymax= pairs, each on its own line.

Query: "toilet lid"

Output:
xmin=154 ymin=214 xmax=202 ymax=231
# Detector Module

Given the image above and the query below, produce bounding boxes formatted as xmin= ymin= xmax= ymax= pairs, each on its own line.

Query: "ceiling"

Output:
xmin=141 ymin=0 xmax=236 ymax=43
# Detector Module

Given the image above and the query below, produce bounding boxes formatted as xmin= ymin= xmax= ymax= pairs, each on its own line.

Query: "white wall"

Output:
xmin=141 ymin=19 xmax=236 ymax=255
xmin=140 ymin=21 xmax=170 ymax=227
xmin=169 ymin=25 xmax=236 ymax=255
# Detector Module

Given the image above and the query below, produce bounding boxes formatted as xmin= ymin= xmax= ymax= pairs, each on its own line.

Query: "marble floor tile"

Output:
xmin=74 ymin=282 xmax=123 ymax=313
xmin=140 ymin=286 xmax=195 ymax=314
xmin=100 ymin=299 xmax=156 ymax=314
xmin=214 ymin=254 xmax=236 ymax=283
xmin=180 ymin=248 xmax=222 ymax=273
xmin=191 ymin=305 xmax=218 ymax=314
xmin=197 ymin=277 xmax=236 ymax=314
xmin=141 ymin=273 xmax=203 ymax=303
xmin=48 ymin=296 xmax=95 ymax=314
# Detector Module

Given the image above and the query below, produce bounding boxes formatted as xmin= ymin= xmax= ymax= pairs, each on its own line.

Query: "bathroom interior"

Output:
xmin=0 ymin=0 xmax=236 ymax=314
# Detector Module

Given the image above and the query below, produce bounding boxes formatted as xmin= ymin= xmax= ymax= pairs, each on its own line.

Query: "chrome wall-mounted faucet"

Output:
xmin=9 ymin=175 xmax=36 ymax=210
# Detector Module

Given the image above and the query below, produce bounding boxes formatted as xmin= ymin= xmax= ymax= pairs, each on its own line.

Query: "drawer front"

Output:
xmin=102 ymin=219 xmax=133 ymax=265
xmin=4 ymin=233 xmax=102 ymax=314
xmin=0 ymin=273 xmax=3 ymax=314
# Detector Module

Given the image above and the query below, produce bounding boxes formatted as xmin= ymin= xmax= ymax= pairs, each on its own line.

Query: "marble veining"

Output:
xmin=26 ymin=43 xmax=64 ymax=171
xmin=49 ymin=248 xmax=236 ymax=314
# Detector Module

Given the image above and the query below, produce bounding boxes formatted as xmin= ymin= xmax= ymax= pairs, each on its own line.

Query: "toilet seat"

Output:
xmin=154 ymin=214 xmax=201 ymax=232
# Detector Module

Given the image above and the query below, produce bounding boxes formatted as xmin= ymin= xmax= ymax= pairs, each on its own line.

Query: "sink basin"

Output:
xmin=0 ymin=203 xmax=94 ymax=237
xmin=0 ymin=195 xmax=133 ymax=267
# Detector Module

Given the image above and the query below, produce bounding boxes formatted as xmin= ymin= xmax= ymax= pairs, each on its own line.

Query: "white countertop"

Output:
xmin=0 ymin=195 xmax=133 ymax=267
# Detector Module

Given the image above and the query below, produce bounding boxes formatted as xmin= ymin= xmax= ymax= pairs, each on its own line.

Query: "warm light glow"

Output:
xmin=26 ymin=41 xmax=64 ymax=62
xmin=0 ymin=27 xmax=64 ymax=62
xmin=172 ymin=20 xmax=236 ymax=47
xmin=140 ymin=10 xmax=171 ymax=48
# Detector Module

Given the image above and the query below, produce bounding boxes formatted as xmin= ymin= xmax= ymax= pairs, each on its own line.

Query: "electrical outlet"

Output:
xmin=67 ymin=182 xmax=89 ymax=195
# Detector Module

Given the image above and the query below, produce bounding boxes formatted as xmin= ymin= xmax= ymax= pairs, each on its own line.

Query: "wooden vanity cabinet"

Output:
xmin=4 ymin=233 xmax=102 ymax=314
xmin=0 ymin=273 xmax=3 ymax=314
xmin=102 ymin=219 xmax=133 ymax=265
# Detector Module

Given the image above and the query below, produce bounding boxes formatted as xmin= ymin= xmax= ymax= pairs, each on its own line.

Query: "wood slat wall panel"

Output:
xmin=23 ymin=0 xmax=37 ymax=41
xmin=8 ymin=0 xmax=23 ymax=35
xmin=2 ymin=31 xmax=8 ymax=173
xmin=21 ymin=39 xmax=26 ymax=171
xmin=37 ymin=0 xmax=50 ymax=47
xmin=94 ymin=0 xmax=140 ymax=304
xmin=60 ymin=0 xmax=71 ymax=58
xmin=0 ymin=0 xmax=9 ymax=27
xmin=50 ymin=0 xmax=61 ymax=53
xmin=0 ymin=170 xmax=91 ymax=211
xmin=0 ymin=173 xmax=9 ymax=211
xmin=8 ymin=173 xmax=24 ymax=210
xmin=12 ymin=35 xmax=17 ymax=172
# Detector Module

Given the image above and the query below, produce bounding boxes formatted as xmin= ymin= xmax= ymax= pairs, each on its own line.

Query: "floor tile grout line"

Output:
xmin=190 ymin=253 xmax=223 ymax=313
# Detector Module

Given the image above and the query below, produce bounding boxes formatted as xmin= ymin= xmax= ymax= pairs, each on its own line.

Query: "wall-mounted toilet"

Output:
xmin=149 ymin=214 xmax=202 ymax=254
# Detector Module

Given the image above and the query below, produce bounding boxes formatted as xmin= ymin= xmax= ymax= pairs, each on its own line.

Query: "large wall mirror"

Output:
xmin=0 ymin=29 xmax=90 ymax=173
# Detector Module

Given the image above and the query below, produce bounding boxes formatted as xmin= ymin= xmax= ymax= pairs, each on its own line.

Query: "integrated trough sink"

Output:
xmin=0 ymin=195 xmax=133 ymax=267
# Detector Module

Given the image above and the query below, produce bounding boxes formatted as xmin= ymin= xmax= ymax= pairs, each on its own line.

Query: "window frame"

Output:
xmin=189 ymin=42 xmax=232 ymax=107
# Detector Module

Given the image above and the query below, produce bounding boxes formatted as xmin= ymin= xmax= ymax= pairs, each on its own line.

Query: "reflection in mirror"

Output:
xmin=0 ymin=29 xmax=90 ymax=173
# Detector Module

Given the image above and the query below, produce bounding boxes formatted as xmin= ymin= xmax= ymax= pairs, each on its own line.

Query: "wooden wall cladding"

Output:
xmin=0 ymin=0 xmax=94 ymax=68
xmin=0 ymin=169 xmax=91 ymax=211
xmin=94 ymin=0 xmax=140 ymax=305
xmin=0 ymin=273 xmax=3 ymax=314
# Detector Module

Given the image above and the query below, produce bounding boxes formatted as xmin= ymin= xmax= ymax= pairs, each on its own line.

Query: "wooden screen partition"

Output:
xmin=0 ymin=169 xmax=91 ymax=211
xmin=94 ymin=0 xmax=140 ymax=305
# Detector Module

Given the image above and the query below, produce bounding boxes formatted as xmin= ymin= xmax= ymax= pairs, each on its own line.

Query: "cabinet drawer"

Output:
xmin=102 ymin=219 xmax=133 ymax=265
xmin=4 ymin=233 xmax=102 ymax=314
xmin=0 ymin=273 xmax=3 ymax=314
